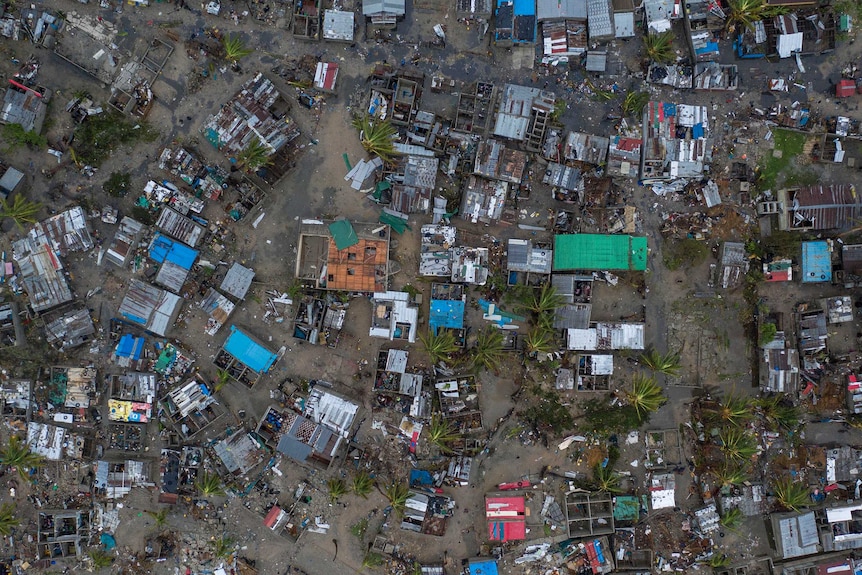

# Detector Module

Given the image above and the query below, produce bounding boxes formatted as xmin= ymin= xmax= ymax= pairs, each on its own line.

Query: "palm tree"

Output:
xmin=221 ymin=34 xmax=253 ymax=64
xmin=351 ymin=471 xmax=374 ymax=499
xmin=384 ymin=482 xmax=410 ymax=514
xmin=705 ymin=554 xmax=731 ymax=569
xmin=195 ymin=471 xmax=226 ymax=497
xmin=146 ymin=508 xmax=169 ymax=529
xmin=419 ymin=330 xmax=458 ymax=366
xmin=427 ymin=414 xmax=460 ymax=454
xmin=719 ymin=428 xmax=758 ymax=463
xmin=639 ymin=349 xmax=682 ymax=377
xmin=719 ymin=507 xmax=744 ymax=530
xmin=89 ymin=549 xmax=114 ymax=568
xmin=644 ymin=31 xmax=675 ymax=64
xmin=328 ymin=478 xmax=347 ymax=503
xmin=0 ymin=195 xmax=42 ymax=228
xmin=524 ymin=326 xmax=554 ymax=358
xmin=521 ymin=284 xmax=564 ymax=315
xmin=0 ymin=435 xmax=45 ymax=479
xmin=352 ymin=114 xmax=397 ymax=161
xmin=773 ymin=478 xmax=810 ymax=511
xmin=236 ymin=139 xmax=273 ymax=172
xmin=362 ymin=552 xmax=384 ymax=568
xmin=624 ymin=374 xmax=666 ymax=420
xmin=592 ymin=464 xmax=622 ymax=493
xmin=710 ymin=393 xmax=753 ymax=427
xmin=0 ymin=503 xmax=19 ymax=536
xmin=757 ymin=395 xmax=799 ymax=431
xmin=472 ymin=327 xmax=504 ymax=372
xmin=211 ymin=536 xmax=235 ymax=559
xmin=622 ymin=91 xmax=650 ymax=118
xmin=713 ymin=464 xmax=748 ymax=487
xmin=725 ymin=0 xmax=769 ymax=33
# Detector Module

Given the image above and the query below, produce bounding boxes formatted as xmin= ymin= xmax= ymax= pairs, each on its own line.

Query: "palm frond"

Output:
xmin=644 ymin=31 xmax=675 ymax=64
xmin=351 ymin=114 xmax=397 ymax=161
xmin=236 ymin=138 xmax=273 ymax=172
xmin=195 ymin=471 xmax=226 ymax=497
xmin=427 ymin=414 xmax=460 ymax=454
xmin=419 ymin=329 xmax=458 ymax=365
xmin=625 ymin=374 xmax=666 ymax=420
xmin=472 ymin=327 xmax=504 ymax=372
xmin=222 ymin=34 xmax=253 ymax=63
xmin=352 ymin=471 xmax=374 ymax=498
xmin=639 ymin=348 xmax=682 ymax=377
xmin=718 ymin=427 xmax=758 ymax=462
xmin=524 ymin=326 xmax=554 ymax=357
xmin=384 ymin=482 xmax=410 ymax=514
xmin=773 ymin=477 xmax=810 ymax=511
xmin=0 ymin=435 xmax=45 ymax=479
xmin=0 ymin=195 xmax=42 ymax=228
xmin=592 ymin=464 xmax=622 ymax=493
xmin=719 ymin=507 xmax=744 ymax=530
xmin=328 ymin=478 xmax=347 ymax=502
xmin=0 ymin=503 xmax=19 ymax=536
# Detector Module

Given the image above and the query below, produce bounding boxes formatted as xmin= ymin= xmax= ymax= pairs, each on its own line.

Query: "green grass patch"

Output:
xmin=758 ymin=129 xmax=807 ymax=191
xmin=350 ymin=518 xmax=368 ymax=539
xmin=663 ymin=238 xmax=708 ymax=271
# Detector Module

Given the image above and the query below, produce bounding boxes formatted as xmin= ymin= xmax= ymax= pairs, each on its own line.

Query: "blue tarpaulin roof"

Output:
xmin=429 ymin=299 xmax=465 ymax=333
xmin=115 ymin=334 xmax=145 ymax=360
xmin=223 ymin=325 xmax=278 ymax=373
xmin=469 ymin=559 xmax=499 ymax=575
xmin=410 ymin=469 xmax=435 ymax=487
xmin=802 ymin=240 xmax=831 ymax=283
xmin=149 ymin=233 xmax=199 ymax=269
xmin=692 ymin=123 xmax=705 ymax=139
xmin=513 ymin=0 xmax=534 ymax=16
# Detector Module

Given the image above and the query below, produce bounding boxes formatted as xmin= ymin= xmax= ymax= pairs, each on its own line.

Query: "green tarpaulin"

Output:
xmin=379 ymin=212 xmax=409 ymax=234
xmin=328 ymin=219 xmax=359 ymax=250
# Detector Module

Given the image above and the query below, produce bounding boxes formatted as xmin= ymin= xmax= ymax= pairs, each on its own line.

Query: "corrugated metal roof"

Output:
xmin=322 ymin=10 xmax=354 ymax=41
xmin=12 ymin=235 xmax=74 ymax=313
xmin=106 ymin=217 xmax=145 ymax=268
xmin=0 ymin=85 xmax=47 ymax=132
xmin=155 ymin=261 xmax=190 ymax=293
xmin=0 ymin=167 xmax=24 ymax=194
xmin=791 ymin=185 xmax=862 ymax=231
xmin=118 ymin=279 xmax=181 ymax=337
xmin=493 ymin=84 xmax=541 ymax=140
xmin=156 ymin=207 xmax=204 ymax=247
xmin=585 ymin=50 xmax=607 ymax=71
xmin=536 ymin=0 xmax=586 ymax=20
xmin=775 ymin=512 xmax=819 ymax=558
xmin=44 ymin=308 xmax=95 ymax=351
xmin=363 ymin=0 xmax=405 ymax=16
xmin=587 ymin=0 xmax=613 ymax=39
xmin=553 ymin=303 xmax=591 ymax=329
xmin=554 ymin=234 xmax=647 ymax=271
xmin=220 ymin=262 xmax=255 ymax=300
xmin=614 ymin=11 xmax=634 ymax=37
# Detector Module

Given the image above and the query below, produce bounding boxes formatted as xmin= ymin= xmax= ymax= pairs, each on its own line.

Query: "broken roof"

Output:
xmin=0 ymin=82 xmax=48 ymax=133
xmin=106 ymin=217 xmax=145 ymax=268
xmin=203 ymin=72 xmax=299 ymax=165
xmin=31 ymin=207 xmax=94 ymax=256
xmin=117 ymin=279 xmax=182 ymax=337
xmin=323 ymin=10 xmax=355 ymax=41
xmin=156 ymin=207 xmax=204 ymax=247
xmin=567 ymin=323 xmax=645 ymax=350
xmin=507 ymin=239 xmax=553 ymax=274
xmin=54 ymin=13 xmax=123 ymax=85
xmin=787 ymin=185 xmax=862 ymax=231
xmin=493 ymin=85 xmax=551 ymax=141
xmin=12 ymin=234 xmax=74 ymax=313
xmin=213 ymin=431 xmax=265 ymax=476
xmin=44 ymin=308 xmax=95 ymax=351
xmin=369 ymin=291 xmax=419 ymax=343
xmin=474 ymin=140 xmax=527 ymax=183
xmin=641 ymin=101 xmax=711 ymax=183
xmin=220 ymin=262 xmax=255 ymax=300
xmin=461 ymin=176 xmax=508 ymax=223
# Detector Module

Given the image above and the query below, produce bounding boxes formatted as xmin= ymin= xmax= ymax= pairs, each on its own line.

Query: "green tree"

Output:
xmin=773 ymin=478 xmax=810 ymax=511
xmin=328 ymin=478 xmax=347 ymax=503
xmin=195 ymin=471 xmax=226 ymax=497
xmin=710 ymin=393 xmax=754 ymax=428
xmin=758 ymin=322 xmax=777 ymax=347
xmin=1 ymin=123 xmax=47 ymax=149
xmin=221 ymin=34 xmax=253 ymax=64
xmin=639 ymin=349 xmax=682 ymax=377
xmin=624 ymin=374 xmax=666 ymax=421
xmin=351 ymin=471 xmax=374 ymax=499
xmin=103 ymin=171 xmax=131 ymax=197
xmin=525 ymin=388 xmax=575 ymax=435
xmin=419 ymin=330 xmax=458 ymax=366
xmin=0 ymin=195 xmax=42 ymax=228
xmin=352 ymin=115 xmax=397 ymax=161
xmin=89 ymin=549 xmax=114 ymax=568
xmin=427 ymin=414 xmax=460 ymax=454
xmin=0 ymin=503 xmax=19 ymax=536
xmin=213 ymin=369 xmax=231 ymax=393
xmin=720 ymin=507 xmax=744 ymax=530
xmin=644 ymin=31 xmax=675 ymax=64
xmin=211 ymin=536 xmax=235 ymax=559
xmin=472 ymin=327 xmax=504 ymax=372
xmin=0 ymin=435 xmax=45 ymax=479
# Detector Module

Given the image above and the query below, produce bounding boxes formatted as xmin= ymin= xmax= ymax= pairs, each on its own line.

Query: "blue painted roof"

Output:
xmin=149 ymin=233 xmax=199 ymax=270
xmin=116 ymin=334 xmax=146 ymax=360
xmin=513 ymin=0 xmax=534 ymax=16
xmin=469 ymin=559 xmax=499 ymax=575
xmin=223 ymin=325 xmax=278 ymax=373
xmin=429 ymin=299 xmax=465 ymax=333
xmin=801 ymin=240 xmax=831 ymax=283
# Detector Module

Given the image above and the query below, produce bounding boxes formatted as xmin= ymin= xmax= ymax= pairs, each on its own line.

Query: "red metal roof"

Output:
xmin=485 ymin=496 xmax=526 ymax=515
xmin=264 ymin=505 xmax=283 ymax=528
xmin=837 ymin=79 xmax=856 ymax=98
xmin=487 ymin=519 xmax=526 ymax=541
xmin=616 ymin=137 xmax=642 ymax=151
